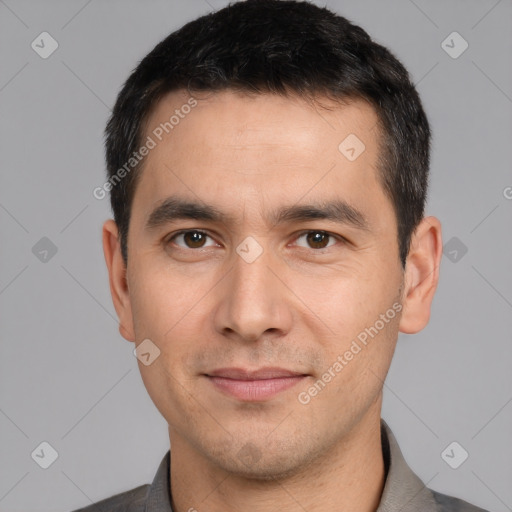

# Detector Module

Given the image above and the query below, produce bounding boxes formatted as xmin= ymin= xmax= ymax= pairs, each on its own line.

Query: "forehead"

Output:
xmin=145 ymin=89 xmax=379 ymax=156
xmin=131 ymin=89 xmax=389 ymax=231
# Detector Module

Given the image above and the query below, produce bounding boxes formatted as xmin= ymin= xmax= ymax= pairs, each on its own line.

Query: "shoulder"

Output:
xmin=431 ymin=489 xmax=491 ymax=512
xmin=70 ymin=483 xmax=149 ymax=512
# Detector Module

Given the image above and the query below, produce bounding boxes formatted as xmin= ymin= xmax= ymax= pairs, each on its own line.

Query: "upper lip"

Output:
xmin=206 ymin=367 xmax=307 ymax=380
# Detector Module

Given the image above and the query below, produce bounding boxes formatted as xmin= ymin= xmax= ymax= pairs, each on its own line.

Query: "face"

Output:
xmin=105 ymin=89 xmax=431 ymax=480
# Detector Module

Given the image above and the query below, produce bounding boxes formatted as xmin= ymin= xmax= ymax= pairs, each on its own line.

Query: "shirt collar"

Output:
xmin=144 ymin=449 xmax=172 ymax=511
xmin=377 ymin=419 xmax=437 ymax=511
xmin=145 ymin=419 xmax=437 ymax=512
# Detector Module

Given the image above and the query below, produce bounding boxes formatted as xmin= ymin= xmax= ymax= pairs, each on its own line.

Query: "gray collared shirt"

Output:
xmin=72 ymin=419 xmax=490 ymax=512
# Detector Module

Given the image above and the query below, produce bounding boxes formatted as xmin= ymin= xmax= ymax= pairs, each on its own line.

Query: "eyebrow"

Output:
xmin=145 ymin=195 xmax=371 ymax=232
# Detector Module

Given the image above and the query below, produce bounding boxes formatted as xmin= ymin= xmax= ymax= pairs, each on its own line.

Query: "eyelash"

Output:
xmin=165 ymin=229 xmax=345 ymax=251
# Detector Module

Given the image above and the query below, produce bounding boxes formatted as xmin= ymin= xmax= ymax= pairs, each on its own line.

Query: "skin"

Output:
xmin=103 ymin=89 xmax=442 ymax=512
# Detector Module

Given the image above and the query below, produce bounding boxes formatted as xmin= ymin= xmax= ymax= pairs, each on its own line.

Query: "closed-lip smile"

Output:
xmin=205 ymin=367 xmax=309 ymax=401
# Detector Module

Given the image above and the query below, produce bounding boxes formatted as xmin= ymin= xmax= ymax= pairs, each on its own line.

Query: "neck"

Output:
xmin=169 ymin=405 xmax=385 ymax=512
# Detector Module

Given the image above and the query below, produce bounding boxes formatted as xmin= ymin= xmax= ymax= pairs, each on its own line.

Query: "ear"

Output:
xmin=399 ymin=216 xmax=442 ymax=334
xmin=102 ymin=219 xmax=136 ymax=342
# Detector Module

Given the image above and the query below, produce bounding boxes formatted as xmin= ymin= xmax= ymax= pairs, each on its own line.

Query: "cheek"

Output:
xmin=129 ymin=268 xmax=203 ymax=409
xmin=300 ymin=265 xmax=401 ymax=380
xmin=137 ymin=353 xmax=191 ymax=431
xmin=308 ymin=313 xmax=399 ymax=418
xmin=293 ymin=266 xmax=392 ymax=336
xmin=129 ymin=264 xmax=202 ymax=337
xmin=129 ymin=266 xmax=214 ymax=381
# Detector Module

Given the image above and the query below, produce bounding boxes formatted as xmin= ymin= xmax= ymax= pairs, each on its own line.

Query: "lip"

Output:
xmin=205 ymin=367 xmax=308 ymax=401
xmin=207 ymin=367 xmax=306 ymax=380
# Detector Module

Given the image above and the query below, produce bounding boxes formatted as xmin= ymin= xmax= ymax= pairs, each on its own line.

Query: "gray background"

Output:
xmin=1 ymin=0 xmax=511 ymax=511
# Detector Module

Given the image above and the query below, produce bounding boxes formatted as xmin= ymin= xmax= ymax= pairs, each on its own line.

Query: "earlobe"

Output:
xmin=102 ymin=219 xmax=136 ymax=342
xmin=398 ymin=216 xmax=443 ymax=334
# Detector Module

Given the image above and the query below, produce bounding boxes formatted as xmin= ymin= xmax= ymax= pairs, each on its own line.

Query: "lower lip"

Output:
xmin=206 ymin=375 xmax=307 ymax=401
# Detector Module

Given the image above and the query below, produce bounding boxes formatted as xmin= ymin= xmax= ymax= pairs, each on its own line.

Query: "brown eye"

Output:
xmin=295 ymin=231 xmax=336 ymax=249
xmin=170 ymin=230 xmax=216 ymax=249
xmin=183 ymin=231 xmax=206 ymax=248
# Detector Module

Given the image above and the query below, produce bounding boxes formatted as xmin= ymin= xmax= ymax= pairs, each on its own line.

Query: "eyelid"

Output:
xmin=290 ymin=229 xmax=345 ymax=249
xmin=166 ymin=228 xmax=345 ymax=250
xmin=166 ymin=229 xmax=219 ymax=248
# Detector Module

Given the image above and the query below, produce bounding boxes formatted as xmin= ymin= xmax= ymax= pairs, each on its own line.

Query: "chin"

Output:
xmin=207 ymin=442 xmax=315 ymax=482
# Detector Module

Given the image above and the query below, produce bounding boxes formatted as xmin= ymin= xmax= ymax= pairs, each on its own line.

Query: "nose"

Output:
xmin=213 ymin=243 xmax=293 ymax=343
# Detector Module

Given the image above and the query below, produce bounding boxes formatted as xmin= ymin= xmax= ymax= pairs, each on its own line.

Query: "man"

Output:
xmin=76 ymin=0 xmax=489 ymax=511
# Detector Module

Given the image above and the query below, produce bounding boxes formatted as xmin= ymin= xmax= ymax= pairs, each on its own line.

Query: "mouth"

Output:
xmin=204 ymin=367 xmax=309 ymax=401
